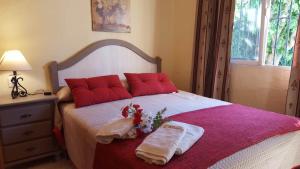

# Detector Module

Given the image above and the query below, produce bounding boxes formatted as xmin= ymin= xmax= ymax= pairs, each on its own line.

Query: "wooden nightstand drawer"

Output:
xmin=0 ymin=95 xmax=58 ymax=168
xmin=3 ymin=137 xmax=57 ymax=162
xmin=1 ymin=121 xmax=52 ymax=145
xmin=0 ymin=102 xmax=53 ymax=127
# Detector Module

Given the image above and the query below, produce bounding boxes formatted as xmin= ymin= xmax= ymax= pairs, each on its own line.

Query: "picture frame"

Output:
xmin=91 ymin=0 xmax=131 ymax=33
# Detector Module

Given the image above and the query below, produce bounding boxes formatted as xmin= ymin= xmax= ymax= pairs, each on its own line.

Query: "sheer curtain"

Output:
xmin=192 ymin=0 xmax=235 ymax=100
xmin=286 ymin=16 xmax=300 ymax=117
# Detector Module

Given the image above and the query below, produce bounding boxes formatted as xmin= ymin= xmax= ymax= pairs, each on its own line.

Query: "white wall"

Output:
xmin=0 ymin=0 xmax=176 ymax=97
xmin=230 ymin=64 xmax=290 ymax=113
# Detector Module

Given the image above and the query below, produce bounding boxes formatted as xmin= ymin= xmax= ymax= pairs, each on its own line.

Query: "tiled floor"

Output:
xmin=11 ymin=158 xmax=74 ymax=169
xmin=28 ymin=159 xmax=74 ymax=169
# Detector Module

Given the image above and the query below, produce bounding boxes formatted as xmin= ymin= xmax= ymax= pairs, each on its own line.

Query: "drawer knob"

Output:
xmin=25 ymin=147 xmax=36 ymax=152
xmin=23 ymin=130 xmax=34 ymax=136
xmin=20 ymin=114 xmax=32 ymax=119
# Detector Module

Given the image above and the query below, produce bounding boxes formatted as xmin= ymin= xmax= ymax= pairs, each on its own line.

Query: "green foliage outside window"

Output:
xmin=231 ymin=0 xmax=300 ymax=66
xmin=266 ymin=0 xmax=300 ymax=66
xmin=231 ymin=0 xmax=261 ymax=61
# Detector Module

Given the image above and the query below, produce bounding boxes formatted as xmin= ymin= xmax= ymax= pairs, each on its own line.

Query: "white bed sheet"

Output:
xmin=61 ymin=91 xmax=300 ymax=169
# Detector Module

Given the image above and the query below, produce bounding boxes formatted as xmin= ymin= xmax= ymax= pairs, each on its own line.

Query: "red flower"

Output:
xmin=133 ymin=110 xmax=142 ymax=125
xmin=122 ymin=106 xmax=129 ymax=118
xmin=133 ymin=104 xmax=140 ymax=110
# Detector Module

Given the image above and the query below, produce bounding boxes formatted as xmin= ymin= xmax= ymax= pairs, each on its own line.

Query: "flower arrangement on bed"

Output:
xmin=96 ymin=102 xmax=206 ymax=165
xmin=121 ymin=103 xmax=167 ymax=135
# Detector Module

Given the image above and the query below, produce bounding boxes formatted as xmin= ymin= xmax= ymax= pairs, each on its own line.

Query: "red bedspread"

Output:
xmin=93 ymin=104 xmax=300 ymax=169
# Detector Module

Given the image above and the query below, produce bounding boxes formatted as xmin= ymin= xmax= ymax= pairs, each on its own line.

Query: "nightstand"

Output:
xmin=0 ymin=95 xmax=60 ymax=169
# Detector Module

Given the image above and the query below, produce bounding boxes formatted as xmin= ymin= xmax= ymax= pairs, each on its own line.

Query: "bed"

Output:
xmin=48 ymin=39 xmax=300 ymax=169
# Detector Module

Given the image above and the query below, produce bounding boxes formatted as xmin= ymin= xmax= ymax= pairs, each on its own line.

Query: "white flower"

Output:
xmin=140 ymin=112 xmax=154 ymax=133
xmin=142 ymin=127 xmax=152 ymax=133
xmin=127 ymin=106 xmax=136 ymax=118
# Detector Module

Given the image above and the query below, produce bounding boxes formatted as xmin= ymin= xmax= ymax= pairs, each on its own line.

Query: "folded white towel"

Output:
xmin=169 ymin=121 xmax=204 ymax=155
xmin=136 ymin=122 xmax=186 ymax=165
xmin=96 ymin=118 xmax=136 ymax=144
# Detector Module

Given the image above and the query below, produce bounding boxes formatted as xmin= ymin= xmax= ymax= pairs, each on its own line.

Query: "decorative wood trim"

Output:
xmin=57 ymin=39 xmax=160 ymax=70
xmin=48 ymin=62 xmax=59 ymax=93
xmin=48 ymin=39 xmax=161 ymax=93
xmin=156 ymin=56 xmax=162 ymax=73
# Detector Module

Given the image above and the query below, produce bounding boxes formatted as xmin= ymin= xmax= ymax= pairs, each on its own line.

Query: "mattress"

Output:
xmin=61 ymin=91 xmax=300 ymax=169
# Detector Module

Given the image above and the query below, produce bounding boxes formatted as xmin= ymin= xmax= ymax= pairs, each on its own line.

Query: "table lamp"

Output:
xmin=0 ymin=50 xmax=32 ymax=99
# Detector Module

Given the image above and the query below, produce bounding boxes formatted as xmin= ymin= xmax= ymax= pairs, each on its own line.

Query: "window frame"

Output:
xmin=231 ymin=0 xmax=292 ymax=69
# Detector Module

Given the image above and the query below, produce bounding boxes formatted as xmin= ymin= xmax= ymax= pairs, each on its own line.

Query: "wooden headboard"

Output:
xmin=48 ymin=39 xmax=161 ymax=93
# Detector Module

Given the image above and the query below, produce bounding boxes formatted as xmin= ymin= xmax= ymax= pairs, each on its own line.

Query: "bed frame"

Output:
xmin=48 ymin=39 xmax=161 ymax=93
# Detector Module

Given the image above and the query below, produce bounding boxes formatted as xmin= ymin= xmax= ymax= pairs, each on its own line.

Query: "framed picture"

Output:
xmin=91 ymin=0 xmax=131 ymax=33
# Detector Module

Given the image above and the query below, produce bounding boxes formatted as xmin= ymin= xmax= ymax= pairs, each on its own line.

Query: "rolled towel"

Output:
xmin=170 ymin=121 xmax=204 ymax=155
xmin=136 ymin=122 xmax=186 ymax=165
xmin=96 ymin=118 xmax=136 ymax=144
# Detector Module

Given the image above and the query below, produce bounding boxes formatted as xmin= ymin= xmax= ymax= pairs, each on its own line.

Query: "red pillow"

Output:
xmin=65 ymin=75 xmax=132 ymax=108
xmin=124 ymin=73 xmax=177 ymax=97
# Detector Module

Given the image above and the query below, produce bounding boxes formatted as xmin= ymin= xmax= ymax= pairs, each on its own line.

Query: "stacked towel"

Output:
xmin=173 ymin=121 xmax=205 ymax=155
xmin=96 ymin=118 xmax=136 ymax=144
xmin=136 ymin=122 xmax=186 ymax=165
xmin=136 ymin=121 xmax=204 ymax=165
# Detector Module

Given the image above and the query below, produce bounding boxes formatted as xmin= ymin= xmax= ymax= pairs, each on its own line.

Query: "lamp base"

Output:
xmin=11 ymin=71 xmax=28 ymax=99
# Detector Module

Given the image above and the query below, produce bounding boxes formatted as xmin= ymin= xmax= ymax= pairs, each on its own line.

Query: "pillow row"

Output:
xmin=65 ymin=73 xmax=177 ymax=108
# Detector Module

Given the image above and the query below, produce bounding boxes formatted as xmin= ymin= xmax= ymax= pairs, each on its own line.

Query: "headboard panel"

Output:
xmin=48 ymin=39 xmax=161 ymax=93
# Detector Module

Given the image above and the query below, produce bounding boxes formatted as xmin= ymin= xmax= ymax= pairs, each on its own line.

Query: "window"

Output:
xmin=231 ymin=0 xmax=300 ymax=66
